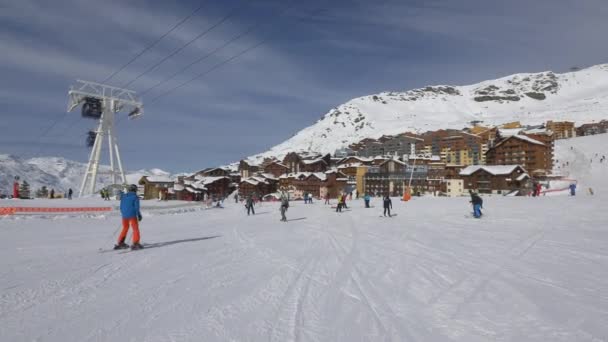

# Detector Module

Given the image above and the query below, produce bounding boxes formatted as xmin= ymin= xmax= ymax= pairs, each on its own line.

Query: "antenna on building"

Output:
xmin=67 ymin=80 xmax=144 ymax=197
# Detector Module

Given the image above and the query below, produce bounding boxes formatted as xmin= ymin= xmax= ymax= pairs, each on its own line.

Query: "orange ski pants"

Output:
xmin=118 ymin=217 xmax=140 ymax=244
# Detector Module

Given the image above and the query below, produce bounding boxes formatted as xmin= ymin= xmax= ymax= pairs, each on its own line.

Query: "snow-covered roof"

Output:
xmin=516 ymin=173 xmax=530 ymax=181
xmin=185 ymin=186 xmax=203 ymax=193
xmin=242 ymin=179 xmax=260 ymax=186
xmin=498 ymin=128 xmax=524 ymax=137
xmin=251 ymin=176 xmax=269 ymax=183
xmin=143 ymin=175 xmax=174 ymax=183
xmin=408 ymin=155 xmax=441 ymax=161
xmin=265 ymin=161 xmax=288 ymax=168
xmin=338 ymin=162 xmax=363 ymax=168
xmin=308 ymin=172 xmax=327 ymax=181
xmin=260 ymin=173 xmax=278 ymax=180
xmin=301 ymin=158 xmax=327 ymax=165
xmin=493 ymin=135 xmax=545 ymax=149
xmin=380 ymin=159 xmax=406 ymax=166
xmin=460 ymin=165 xmax=526 ymax=176
xmin=173 ymin=184 xmax=185 ymax=191
xmin=523 ymin=128 xmax=553 ymax=135
xmin=338 ymin=156 xmax=373 ymax=163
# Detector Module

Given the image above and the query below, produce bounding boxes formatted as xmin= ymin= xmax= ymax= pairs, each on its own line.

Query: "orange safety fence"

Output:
xmin=0 ymin=207 xmax=17 ymax=215
xmin=1 ymin=207 xmax=113 ymax=215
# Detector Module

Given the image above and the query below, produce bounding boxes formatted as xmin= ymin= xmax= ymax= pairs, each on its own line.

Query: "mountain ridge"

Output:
xmin=0 ymin=154 xmax=173 ymax=196
xmin=250 ymin=63 xmax=608 ymax=162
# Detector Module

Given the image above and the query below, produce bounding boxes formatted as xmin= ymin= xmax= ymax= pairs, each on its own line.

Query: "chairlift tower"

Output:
xmin=67 ymin=80 xmax=143 ymax=197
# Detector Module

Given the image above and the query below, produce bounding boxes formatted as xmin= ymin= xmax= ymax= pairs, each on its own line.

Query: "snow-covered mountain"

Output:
xmin=254 ymin=64 xmax=608 ymax=161
xmin=0 ymin=154 xmax=173 ymax=195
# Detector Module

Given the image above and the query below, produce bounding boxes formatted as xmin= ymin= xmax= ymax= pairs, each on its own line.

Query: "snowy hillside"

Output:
xmin=554 ymin=134 xmax=608 ymax=193
xmin=256 ymin=64 xmax=608 ymax=160
xmin=0 ymin=154 xmax=172 ymax=195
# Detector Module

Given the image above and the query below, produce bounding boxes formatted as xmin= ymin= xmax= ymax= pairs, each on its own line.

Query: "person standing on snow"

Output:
xmin=341 ymin=194 xmax=348 ymax=209
xmin=364 ymin=193 xmax=371 ymax=208
xmin=280 ymin=195 xmax=289 ymax=222
xmin=569 ymin=183 xmax=577 ymax=196
xmin=246 ymin=195 xmax=255 ymax=215
xmin=336 ymin=194 xmax=343 ymax=212
xmin=114 ymin=184 xmax=143 ymax=250
xmin=324 ymin=193 xmax=330 ymax=205
xmin=68 ymin=188 xmax=73 ymax=200
xmin=469 ymin=190 xmax=483 ymax=218
xmin=383 ymin=195 xmax=392 ymax=217
xmin=50 ymin=188 xmax=55 ymax=199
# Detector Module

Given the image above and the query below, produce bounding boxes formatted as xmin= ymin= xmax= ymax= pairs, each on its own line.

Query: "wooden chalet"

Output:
xmin=459 ymin=165 xmax=530 ymax=194
xmin=263 ymin=161 xmax=289 ymax=178
xmin=485 ymin=135 xmax=553 ymax=176
xmin=138 ymin=176 xmax=174 ymax=200
xmin=278 ymin=171 xmax=348 ymax=199
xmin=283 ymin=152 xmax=303 ymax=173
xmin=238 ymin=160 xmax=260 ymax=178
xmin=174 ymin=174 xmax=233 ymax=201
xmin=337 ymin=156 xmax=373 ymax=166
xmin=238 ymin=174 xmax=278 ymax=199
xmin=363 ymin=159 xmax=408 ymax=196
xmin=195 ymin=167 xmax=231 ymax=178
xmin=300 ymin=158 xmax=328 ymax=172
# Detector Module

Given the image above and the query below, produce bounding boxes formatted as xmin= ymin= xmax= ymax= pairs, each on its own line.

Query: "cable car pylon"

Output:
xmin=67 ymin=80 xmax=143 ymax=197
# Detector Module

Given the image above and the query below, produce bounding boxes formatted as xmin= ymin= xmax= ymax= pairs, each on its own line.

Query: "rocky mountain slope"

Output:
xmin=254 ymin=64 xmax=608 ymax=161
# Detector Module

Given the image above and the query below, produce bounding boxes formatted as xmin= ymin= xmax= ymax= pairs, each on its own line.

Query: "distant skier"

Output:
xmin=469 ymin=190 xmax=483 ymax=218
xmin=308 ymin=193 xmax=313 ymax=204
xmin=114 ymin=184 xmax=143 ymax=250
xmin=364 ymin=193 xmax=371 ymax=208
xmin=50 ymin=188 xmax=55 ymax=199
xmin=324 ymin=193 xmax=330 ymax=205
xmin=234 ymin=193 xmax=239 ymax=203
xmin=341 ymin=194 xmax=348 ymax=209
xmin=569 ymin=183 xmax=577 ymax=196
xmin=303 ymin=193 xmax=309 ymax=204
xmin=383 ymin=195 xmax=392 ymax=217
xmin=246 ymin=195 xmax=255 ymax=215
xmin=68 ymin=188 xmax=73 ymax=200
xmin=336 ymin=195 xmax=343 ymax=212
xmin=280 ymin=195 xmax=289 ymax=222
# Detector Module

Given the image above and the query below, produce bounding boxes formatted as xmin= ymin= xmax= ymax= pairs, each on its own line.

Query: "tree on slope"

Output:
xmin=19 ymin=180 xmax=31 ymax=199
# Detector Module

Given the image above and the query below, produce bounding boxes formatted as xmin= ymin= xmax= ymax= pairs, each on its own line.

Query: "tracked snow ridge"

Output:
xmin=251 ymin=64 xmax=608 ymax=161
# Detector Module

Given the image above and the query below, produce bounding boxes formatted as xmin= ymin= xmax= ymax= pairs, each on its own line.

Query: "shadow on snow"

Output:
xmin=143 ymin=236 xmax=221 ymax=250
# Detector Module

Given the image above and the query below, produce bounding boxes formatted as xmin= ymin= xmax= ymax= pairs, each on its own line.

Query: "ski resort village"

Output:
xmin=2 ymin=1 xmax=608 ymax=341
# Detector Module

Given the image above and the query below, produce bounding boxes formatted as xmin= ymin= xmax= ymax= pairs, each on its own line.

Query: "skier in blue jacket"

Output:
xmin=364 ymin=193 xmax=371 ymax=208
xmin=115 ymin=184 xmax=143 ymax=250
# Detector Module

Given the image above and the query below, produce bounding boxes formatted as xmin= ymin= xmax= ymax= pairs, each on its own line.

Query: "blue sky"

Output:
xmin=1 ymin=0 xmax=607 ymax=172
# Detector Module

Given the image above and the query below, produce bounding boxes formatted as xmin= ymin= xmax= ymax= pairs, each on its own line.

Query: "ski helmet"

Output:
xmin=128 ymin=184 xmax=138 ymax=192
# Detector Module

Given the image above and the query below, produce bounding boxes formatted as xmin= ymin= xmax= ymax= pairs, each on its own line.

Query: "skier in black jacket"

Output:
xmin=383 ymin=195 xmax=392 ymax=217
xmin=469 ymin=190 xmax=483 ymax=218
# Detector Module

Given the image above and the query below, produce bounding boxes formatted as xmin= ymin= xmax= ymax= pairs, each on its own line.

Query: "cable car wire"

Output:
xmin=147 ymin=4 xmax=328 ymax=105
xmin=101 ymin=1 xmax=210 ymax=84
xmin=121 ymin=0 xmax=247 ymax=89
xmin=139 ymin=1 xmax=297 ymax=97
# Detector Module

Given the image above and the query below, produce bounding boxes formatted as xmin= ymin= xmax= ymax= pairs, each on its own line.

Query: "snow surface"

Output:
xmin=2 ymin=190 xmax=607 ymax=341
xmin=252 ymin=64 xmax=608 ymax=160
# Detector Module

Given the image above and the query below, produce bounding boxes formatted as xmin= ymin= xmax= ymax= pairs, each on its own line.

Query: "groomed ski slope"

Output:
xmin=1 ymin=192 xmax=608 ymax=341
